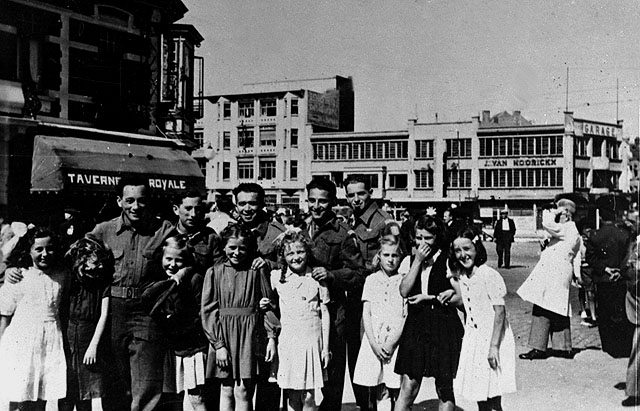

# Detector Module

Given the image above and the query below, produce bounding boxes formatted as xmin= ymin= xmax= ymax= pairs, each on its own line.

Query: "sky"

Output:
xmin=181 ymin=0 xmax=640 ymax=136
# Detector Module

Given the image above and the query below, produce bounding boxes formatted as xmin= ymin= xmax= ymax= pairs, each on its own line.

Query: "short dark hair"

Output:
xmin=344 ymin=174 xmax=371 ymax=191
xmin=232 ymin=183 xmax=265 ymax=205
xmin=116 ymin=175 xmax=150 ymax=197
xmin=306 ymin=177 xmax=337 ymax=201
xmin=216 ymin=196 xmax=235 ymax=214
xmin=173 ymin=188 xmax=204 ymax=206
xmin=448 ymin=226 xmax=488 ymax=272
xmin=7 ymin=226 xmax=59 ymax=269
xmin=414 ymin=214 xmax=446 ymax=250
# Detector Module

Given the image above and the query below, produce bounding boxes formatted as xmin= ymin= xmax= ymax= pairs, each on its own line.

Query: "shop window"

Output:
xmin=259 ymin=159 xmax=276 ymax=180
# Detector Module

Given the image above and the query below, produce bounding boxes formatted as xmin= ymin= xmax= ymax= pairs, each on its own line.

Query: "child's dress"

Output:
xmin=201 ymin=261 xmax=279 ymax=380
xmin=0 ymin=267 xmax=67 ymax=402
xmin=270 ymin=268 xmax=329 ymax=401
xmin=353 ymin=270 xmax=405 ymax=390
xmin=66 ymin=278 xmax=110 ymax=401
xmin=453 ymin=264 xmax=516 ymax=402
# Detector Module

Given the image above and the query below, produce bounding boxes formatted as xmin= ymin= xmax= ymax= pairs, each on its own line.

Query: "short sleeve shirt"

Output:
xmin=361 ymin=270 xmax=406 ymax=344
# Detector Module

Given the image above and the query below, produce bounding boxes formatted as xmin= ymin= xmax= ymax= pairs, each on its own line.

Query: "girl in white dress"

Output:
xmin=449 ymin=227 xmax=516 ymax=411
xmin=270 ymin=230 xmax=330 ymax=411
xmin=0 ymin=227 xmax=67 ymax=411
xmin=353 ymin=236 xmax=407 ymax=411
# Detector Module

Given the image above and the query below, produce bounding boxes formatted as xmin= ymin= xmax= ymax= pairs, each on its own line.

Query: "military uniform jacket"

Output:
xmin=353 ymin=202 xmax=393 ymax=272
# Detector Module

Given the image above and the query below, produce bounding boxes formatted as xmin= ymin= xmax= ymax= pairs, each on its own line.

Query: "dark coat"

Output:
xmin=493 ymin=218 xmax=516 ymax=244
xmin=586 ymin=222 xmax=631 ymax=283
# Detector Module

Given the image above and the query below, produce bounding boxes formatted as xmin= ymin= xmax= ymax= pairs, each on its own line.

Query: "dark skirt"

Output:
xmin=395 ymin=305 xmax=464 ymax=381
xmin=66 ymin=320 xmax=112 ymax=400
xmin=596 ymin=282 xmax=635 ymax=358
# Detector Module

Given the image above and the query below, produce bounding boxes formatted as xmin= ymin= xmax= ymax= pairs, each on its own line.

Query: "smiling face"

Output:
xmin=162 ymin=245 xmax=188 ymax=276
xmin=307 ymin=188 xmax=333 ymax=222
xmin=224 ymin=237 xmax=249 ymax=266
xmin=30 ymin=236 xmax=56 ymax=269
xmin=453 ymin=237 xmax=477 ymax=272
xmin=174 ymin=196 xmax=205 ymax=232
xmin=378 ymin=243 xmax=401 ymax=275
xmin=235 ymin=191 xmax=261 ymax=224
xmin=345 ymin=182 xmax=371 ymax=214
xmin=117 ymin=185 xmax=148 ymax=223
xmin=283 ymin=241 xmax=308 ymax=274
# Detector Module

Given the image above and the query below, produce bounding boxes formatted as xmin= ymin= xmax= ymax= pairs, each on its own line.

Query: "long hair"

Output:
xmin=275 ymin=229 xmax=312 ymax=283
xmin=7 ymin=226 xmax=59 ymax=269
xmin=448 ymin=226 xmax=488 ymax=276
xmin=65 ymin=235 xmax=114 ymax=285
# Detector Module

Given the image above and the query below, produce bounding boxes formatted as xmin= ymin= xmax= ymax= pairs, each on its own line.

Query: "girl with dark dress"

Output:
xmin=395 ymin=216 xmax=464 ymax=411
xmin=61 ymin=236 xmax=114 ymax=411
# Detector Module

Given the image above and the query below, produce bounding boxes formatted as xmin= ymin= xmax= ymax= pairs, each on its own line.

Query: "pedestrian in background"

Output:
xmin=493 ymin=210 xmax=516 ymax=269
xmin=449 ymin=227 xmax=516 ymax=411
xmin=518 ymin=199 xmax=581 ymax=360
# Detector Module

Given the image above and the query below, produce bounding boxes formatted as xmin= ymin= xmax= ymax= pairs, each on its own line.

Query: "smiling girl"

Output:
xmin=449 ymin=228 xmax=516 ymax=411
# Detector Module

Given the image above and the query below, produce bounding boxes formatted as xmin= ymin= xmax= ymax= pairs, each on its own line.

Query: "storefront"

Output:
xmin=8 ymin=128 xmax=204 ymax=227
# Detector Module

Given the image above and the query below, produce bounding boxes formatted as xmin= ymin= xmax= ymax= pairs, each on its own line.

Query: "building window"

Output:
xmin=291 ymin=98 xmax=299 ymax=116
xmin=197 ymin=159 xmax=206 ymax=176
xmin=239 ymin=101 xmax=254 ymax=118
xmin=479 ymin=168 xmax=562 ymax=188
xmin=290 ymin=160 xmax=298 ymax=180
xmin=223 ymin=131 xmax=231 ymax=150
xmin=313 ymin=143 xmax=326 ymax=160
xmin=446 ymin=138 xmax=472 ymax=158
xmin=259 ymin=125 xmax=277 ymax=146
xmin=416 ymin=140 xmax=434 ymax=159
xmin=389 ymin=174 xmax=408 ymax=189
xmin=447 ymin=169 xmax=471 ymax=188
xmin=291 ymin=128 xmax=298 ymax=147
xmin=592 ymin=136 xmax=603 ymax=157
xmin=222 ymin=162 xmax=230 ymax=181
xmin=259 ymin=159 xmax=276 ymax=180
xmin=237 ymin=159 xmax=254 ymax=180
xmin=238 ymin=127 xmax=254 ymax=148
xmin=194 ymin=131 xmax=204 ymax=148
xmin=607 ymin=140 xmax=620 ymax=160
xmin=575 ymin=137 xmax=588 ymax=157
xmin=223 ymin=101 xmax=231 ymax=118
xmin=415 ymin=169 xmax=434 ymax=189
xmin=260 ymin=99 xmax=277 ymax=117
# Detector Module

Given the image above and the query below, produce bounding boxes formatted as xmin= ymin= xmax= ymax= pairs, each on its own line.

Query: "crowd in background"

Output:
xmin=0 ymin=175 xmax=637 ymax=411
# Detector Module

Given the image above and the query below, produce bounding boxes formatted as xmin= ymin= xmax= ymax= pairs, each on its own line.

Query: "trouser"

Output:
xmin=319 ymin=320 xmax=347 ymax=411
xmin=595 ymin=282 xmax=634 ymax=358
xmin=255 ymin=358 xmax=281 ymax=411
xmin=346 ymin=299 xmax=377 ymax=411
xmin=105 ymin=298 xmax=166 ymax=411
xmin=496 ymin=242 xmax=511 ymax=268
xmin=528 ymin=305 xmax=572 ymax=351
xmin=627 ymin=325 xmax=640 ymax=397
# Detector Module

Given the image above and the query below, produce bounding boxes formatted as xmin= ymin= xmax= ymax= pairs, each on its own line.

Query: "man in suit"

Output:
xmin=493 ymin=209 xmax=516 ymax=268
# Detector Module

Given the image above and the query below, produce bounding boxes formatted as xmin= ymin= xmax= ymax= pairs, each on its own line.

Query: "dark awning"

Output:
xmin=31 ymin=135 xmax=204 ymax=194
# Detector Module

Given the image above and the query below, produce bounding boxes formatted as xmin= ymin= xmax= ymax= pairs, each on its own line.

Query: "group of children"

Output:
xmin=0 ymin=215 xmax=516 ymax=411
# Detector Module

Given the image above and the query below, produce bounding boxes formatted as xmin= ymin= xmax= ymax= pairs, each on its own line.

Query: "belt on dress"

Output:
xmin=219 ymin=307 xmax=255 ymax=316
xmin=110 ymin=285 xmax=141 ymax=299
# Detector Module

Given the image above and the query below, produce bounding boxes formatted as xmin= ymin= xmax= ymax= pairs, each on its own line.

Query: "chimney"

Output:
xmin=514 ymin=110 xmax=521 ymax=117
xmin=482 ymin=110 xmax=490 ymax=124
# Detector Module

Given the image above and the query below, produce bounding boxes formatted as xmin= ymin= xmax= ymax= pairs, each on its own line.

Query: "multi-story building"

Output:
xmin=0 ymin=0 xmax=204 ymax=222
xmin=311 ymin=110 xmax=626 ymax=233
xmin=198 ymin=76 xmax=354 ymax=208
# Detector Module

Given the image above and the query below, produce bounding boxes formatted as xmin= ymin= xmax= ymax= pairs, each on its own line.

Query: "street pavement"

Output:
xmin=342 ymin=241 xmax=634 ymax=411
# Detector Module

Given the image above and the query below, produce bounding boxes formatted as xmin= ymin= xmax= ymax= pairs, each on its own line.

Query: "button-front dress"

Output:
xmin=453 ymin=264 xmax=516 ymax=402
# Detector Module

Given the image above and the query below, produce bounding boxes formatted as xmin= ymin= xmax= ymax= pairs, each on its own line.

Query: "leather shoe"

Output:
xmin=554 ymin=348 xmax=579 ymax=359
xmin=622 ymin=396 xmax=640 ymax=407
xmin=519 ymin=349 xmax=548 ymax=360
